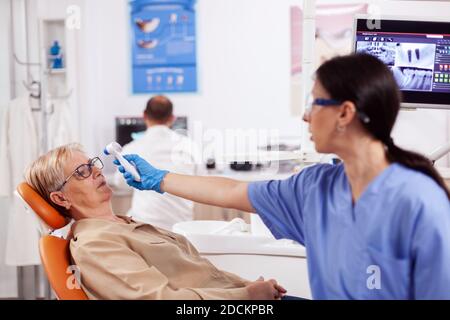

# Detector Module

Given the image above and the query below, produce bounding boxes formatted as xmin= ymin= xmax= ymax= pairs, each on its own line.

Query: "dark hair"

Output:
xmin=144 ymin=95 xmax=173 ymax=122
xmin=316 ymin=53 xmax=449 ymax=199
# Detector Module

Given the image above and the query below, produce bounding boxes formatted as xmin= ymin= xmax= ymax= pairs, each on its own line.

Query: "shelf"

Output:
xmin=45 ymin=68 xmax=66 ymax=75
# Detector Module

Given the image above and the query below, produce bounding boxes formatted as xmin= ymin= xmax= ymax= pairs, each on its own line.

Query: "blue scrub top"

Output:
xmin=248 ymin=163 xmax=450 ymax=299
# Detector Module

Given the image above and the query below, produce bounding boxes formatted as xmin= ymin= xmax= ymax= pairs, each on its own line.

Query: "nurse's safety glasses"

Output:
xmin=56 ymin=157 xmax=104 ymax=191
xmin=303 ymin=94 xmax=343 ymax=119
xmin=304 ymin=94 xmax=370 ymax=124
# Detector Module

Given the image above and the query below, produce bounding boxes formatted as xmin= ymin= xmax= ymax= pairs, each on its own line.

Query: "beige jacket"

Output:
xmin=70 ymin=216 xmax=251 ymax=300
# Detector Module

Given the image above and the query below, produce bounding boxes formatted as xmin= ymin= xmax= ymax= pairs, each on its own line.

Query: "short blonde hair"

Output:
xmin=25 ymin=143 xmax=85 ymax=216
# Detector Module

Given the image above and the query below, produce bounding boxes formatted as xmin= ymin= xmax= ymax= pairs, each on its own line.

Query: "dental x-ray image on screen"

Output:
xmin=354 ymin=17 xmax=450 ymax=109
xmin=356 ymin=42 xmax=396 ymax=66
xmin=391 ymin=43 xmax=435 ymax=91
xmin=357 ymin=42 xmax=435 ymax=91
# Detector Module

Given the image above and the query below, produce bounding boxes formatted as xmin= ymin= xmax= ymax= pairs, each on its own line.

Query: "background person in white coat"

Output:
xmin=113 ymin=95 xmax=198 ymax=230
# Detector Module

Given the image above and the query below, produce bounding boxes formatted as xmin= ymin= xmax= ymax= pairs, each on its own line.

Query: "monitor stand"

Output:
xmin=429 ymin=141 xmax=450 ymax=164
xmin=429 ymin=142 xmax=450 ymax=187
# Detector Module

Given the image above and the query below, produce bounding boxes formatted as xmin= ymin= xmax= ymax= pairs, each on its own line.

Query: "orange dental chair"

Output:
xmin=16 ymin=182 xmax=88 ymax=300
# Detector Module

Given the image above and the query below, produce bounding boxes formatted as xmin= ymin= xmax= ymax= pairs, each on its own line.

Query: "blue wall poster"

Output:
xmin=130 ymin=0 xmax=197 ymax=93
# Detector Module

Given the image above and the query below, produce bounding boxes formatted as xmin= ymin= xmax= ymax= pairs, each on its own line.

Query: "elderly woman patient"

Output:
xmin=25 ymin=143 xmax=286 ymax=300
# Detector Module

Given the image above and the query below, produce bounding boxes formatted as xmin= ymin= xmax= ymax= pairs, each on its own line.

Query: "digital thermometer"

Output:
xmin=104 ymin=142 xmax=141 ymax=182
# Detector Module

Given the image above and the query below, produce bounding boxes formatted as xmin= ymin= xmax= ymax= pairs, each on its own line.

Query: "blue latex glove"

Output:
xmin=113 ymin=154 xmax=169 ymax=193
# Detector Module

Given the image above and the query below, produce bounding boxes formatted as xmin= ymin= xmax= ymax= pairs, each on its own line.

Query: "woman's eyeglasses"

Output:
xmin=56 ymin=157 xmax=104 ymax=191
xmin=304 ymin=94 xmax=370 ymax=124
xmin=304 ymin=95 xmax=343 ymax=118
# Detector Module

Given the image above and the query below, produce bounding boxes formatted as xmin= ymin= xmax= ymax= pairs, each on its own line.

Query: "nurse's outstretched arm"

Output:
xmin=162 ymin=172 xmax=256 ymax=212
xmin=114 ymin=154 xmax=256 ymax=213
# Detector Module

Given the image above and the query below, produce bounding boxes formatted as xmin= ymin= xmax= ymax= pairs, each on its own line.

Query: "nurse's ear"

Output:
xmin=50 ymin=191 xmax=72 ymax=210
xmin=336 ymin=101 xmax=357 ymax=130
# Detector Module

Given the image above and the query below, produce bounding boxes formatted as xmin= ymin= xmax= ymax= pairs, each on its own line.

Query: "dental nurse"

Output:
xmin=115 ymin=53 xmax=450 ymax=299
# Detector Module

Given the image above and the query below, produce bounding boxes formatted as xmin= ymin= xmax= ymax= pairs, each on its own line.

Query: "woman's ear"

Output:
xmin=337 ymin=101 xmax=357 ymax=126
xmin=49 ymin=191 xmax=71 ymax=210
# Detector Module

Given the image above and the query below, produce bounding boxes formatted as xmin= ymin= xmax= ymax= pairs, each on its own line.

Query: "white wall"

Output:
xmin=77 ymin=0 xmax=303 ymax=171
xmin=75 ymin=0 xmax=450 ymax=169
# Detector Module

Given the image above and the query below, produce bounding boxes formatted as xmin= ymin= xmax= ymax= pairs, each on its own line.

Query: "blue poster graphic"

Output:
xmin=130 ymin=0 xmax=197 ymax=93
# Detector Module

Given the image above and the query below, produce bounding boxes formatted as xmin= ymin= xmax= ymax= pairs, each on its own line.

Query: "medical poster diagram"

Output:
xmin=130 ymin=0 xmax=197 ymax=93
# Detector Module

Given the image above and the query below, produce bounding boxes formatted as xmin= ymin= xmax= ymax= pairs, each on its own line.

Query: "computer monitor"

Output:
xmin=353 ymin=16 xmax=450 ymax=109
xmin=170 ymin=116 xmax=188 ymax=135
xmin=115 ymin=116 xmax=188 ymax=146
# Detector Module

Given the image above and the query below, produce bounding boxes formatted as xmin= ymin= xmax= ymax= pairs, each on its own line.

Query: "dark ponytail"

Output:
xmin=316 ymin=53 xmax=450 ymax=200
xmin=386 ymin=141 xmax=450 ymax=199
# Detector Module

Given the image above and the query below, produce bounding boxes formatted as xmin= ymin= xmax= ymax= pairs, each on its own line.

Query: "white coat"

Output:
xmin=47 ymin=99 xmax=75 ymax=150
xmin=113 ymin=125 xmax=199 ymax=230
xmin=0 ymin=97 xmax=75 ymax=266
xmin=0 ymin=97 xmax=41 ymax=266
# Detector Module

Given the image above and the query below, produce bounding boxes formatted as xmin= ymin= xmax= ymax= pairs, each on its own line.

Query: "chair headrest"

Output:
xmin=16 ymin=182 xmax=68 ymax=230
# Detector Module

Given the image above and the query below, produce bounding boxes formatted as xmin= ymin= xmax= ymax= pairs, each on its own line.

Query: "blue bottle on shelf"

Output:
xmin=49 ymin=41 xmax=63 ymax=69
